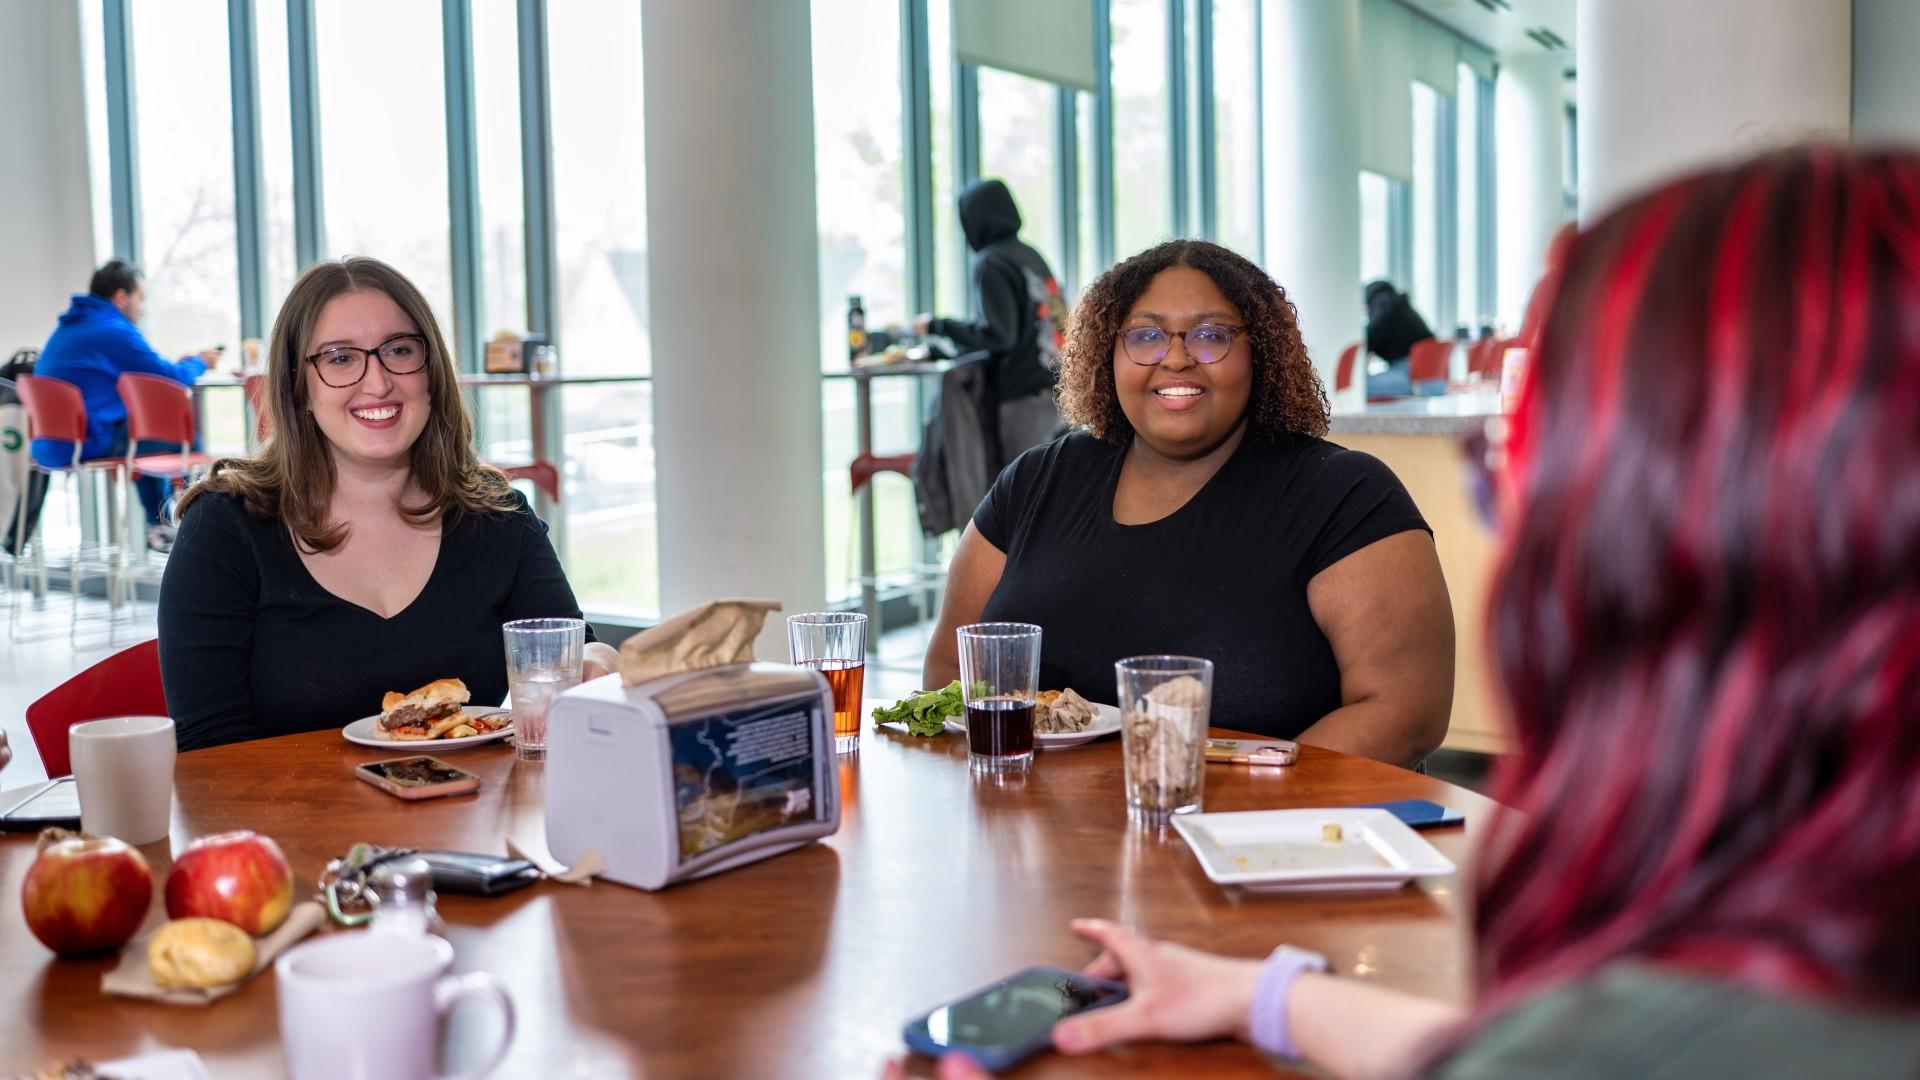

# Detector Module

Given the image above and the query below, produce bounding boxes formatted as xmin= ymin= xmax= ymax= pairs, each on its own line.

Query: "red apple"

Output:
xmin=22 ymin=832 xmax=153 ymax=957
xmin=165 ymin=830 xmax=294 ymax=936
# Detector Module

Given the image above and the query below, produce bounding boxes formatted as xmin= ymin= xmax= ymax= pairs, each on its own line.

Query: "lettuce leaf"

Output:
xmin=870 ymin=681 xmax=965 ymax=737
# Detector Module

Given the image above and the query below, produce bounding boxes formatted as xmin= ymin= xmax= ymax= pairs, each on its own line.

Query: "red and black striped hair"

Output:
xmin=1478 ymin=147 xmax=1920 ymax=1010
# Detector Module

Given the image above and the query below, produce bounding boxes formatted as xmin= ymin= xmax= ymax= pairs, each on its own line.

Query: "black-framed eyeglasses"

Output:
xmin=1117 ymin=323 xmax=1244 ymax=366
xmin=305 ymin=334 xmax=429 ymax=388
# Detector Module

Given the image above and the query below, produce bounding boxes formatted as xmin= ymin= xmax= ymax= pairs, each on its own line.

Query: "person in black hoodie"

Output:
xmin=914 ymin=179 xmax=1064 ymax=469
xmin=1362 ymin=280 xmax=1434 ymax=398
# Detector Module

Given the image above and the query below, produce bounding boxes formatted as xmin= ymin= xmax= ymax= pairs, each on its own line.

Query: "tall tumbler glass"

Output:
xmin=1116 ymin=656 xmax=1214 ymax=827
xmin=787 ymin=612 xmax=867 ymax=754
xmin=956 ymin=623 xmax=1042 ymax=774
xmin=504 ymin=618 xmax=586 ymax=762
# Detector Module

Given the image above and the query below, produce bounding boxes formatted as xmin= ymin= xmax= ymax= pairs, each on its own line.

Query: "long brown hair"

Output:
xmin=177 ymin=257 xmax=515 ymax=551
xmin=1057 ymin=240 xmax=1328 ymax=443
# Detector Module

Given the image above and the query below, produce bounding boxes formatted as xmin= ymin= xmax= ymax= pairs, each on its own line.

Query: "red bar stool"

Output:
xmin=1334 ymin=342 xmax=1361 ymax=393
xmin=116 ymin=373 xmax=216 ymax=611
xmin=848 ymin=452 xmax=943 ymax=645
xmin=13 ymin=375 xmax=129 ymax=641
xmin=1408 ymin=339 xmax=1451 ymax=389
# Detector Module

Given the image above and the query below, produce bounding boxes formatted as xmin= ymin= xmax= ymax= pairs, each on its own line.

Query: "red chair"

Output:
xmin=14 ymin=375 xmax=127 ymax=640
xmin=1408 ymin=339 xmax=1451 ymax=385
xmin=1466 ymin=336 xmax=1497 ymax=377
xmin=117 ymin=373 xmax=215 ymax=488
xmin=26 ymin=638 xmax=165 ymax=778
xmin=1334 ymin=342 xmax=1361 ymax=393
xmin=501 ymin=462 xmax=561 ymax=503
xmin=850 ymin=452 xmax=914 ymax=495
xmin=242 ymin=373 xmax=272 ymax=445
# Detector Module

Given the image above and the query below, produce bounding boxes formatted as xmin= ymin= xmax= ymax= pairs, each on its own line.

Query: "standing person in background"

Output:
xmin=32 ymin=260 xmax=221 ymax=552
xmin=914 ymin=179 xmax=1065 ymax=469
xmin=1362 ymin=280 xmax=1434 ymax=399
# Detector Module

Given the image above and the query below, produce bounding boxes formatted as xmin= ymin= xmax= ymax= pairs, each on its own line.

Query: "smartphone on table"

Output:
xmin=1361 ymin=798 xmax=1466 ymax=830
xmin=1205 ymin=738 xmax=1299 ymax=766
xmin=902 ymin=965 xmax=1128 ymax=1073
xmin=0 ymin=777 xmax=83 ymax=831
xmin=355 ymin=757 xmax=480 ymax=800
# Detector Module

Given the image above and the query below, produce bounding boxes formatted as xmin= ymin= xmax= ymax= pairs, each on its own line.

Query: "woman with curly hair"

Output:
xmin=921 ymin=240 xmax=1454 ymax=764
xmin=159 ymin=257 xmax=617 ymax=750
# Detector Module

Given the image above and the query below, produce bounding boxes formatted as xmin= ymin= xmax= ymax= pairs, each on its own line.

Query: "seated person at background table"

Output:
xmin=912 ymin=178 xmax=1066 ymax=468
xmin=1362 ymin=279 xmax=1434 ymax=400
xmin=158 ymin=256 xmax=618 ymax=752
xmin=957 ymin=148 xmax=1920 ymax=1080
xmin=33 ymin=259 xmax=222 ymax=552
xmin=922 ymin=240 xmax=1454 ymax=768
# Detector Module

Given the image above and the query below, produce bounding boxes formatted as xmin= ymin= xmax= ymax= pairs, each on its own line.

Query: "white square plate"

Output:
xmin=1171 ymin=807 xmax=1456 ymax=893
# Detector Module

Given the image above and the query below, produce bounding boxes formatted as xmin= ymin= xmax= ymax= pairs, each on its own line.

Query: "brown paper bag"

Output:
xmin=101 ymin=901 xmax=328 ymax=1004
xmin=617 ymin=598 xmax=782 ymax=686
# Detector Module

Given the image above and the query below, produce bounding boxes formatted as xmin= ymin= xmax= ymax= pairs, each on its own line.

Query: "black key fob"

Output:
xmin=413 ymin=850 xmax=542 ymax=896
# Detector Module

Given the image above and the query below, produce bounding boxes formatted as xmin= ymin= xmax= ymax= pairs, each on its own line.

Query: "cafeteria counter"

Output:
xmin=1332 ymin=390 xmax=1508 ymax=756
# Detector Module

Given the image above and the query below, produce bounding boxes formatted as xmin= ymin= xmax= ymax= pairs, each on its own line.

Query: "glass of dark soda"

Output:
xmin=955 ymin=623 xmax=1042 ymax=773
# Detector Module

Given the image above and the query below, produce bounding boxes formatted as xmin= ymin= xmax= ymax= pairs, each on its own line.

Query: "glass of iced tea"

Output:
xmin=956 ymin=622 xmax=1042 ymax=774
xmin=787 ymin=612 xmax=867 ymax=754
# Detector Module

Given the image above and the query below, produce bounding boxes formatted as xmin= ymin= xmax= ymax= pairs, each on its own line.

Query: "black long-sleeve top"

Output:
xmin=158 ymin=489 xmax=594 ymax=751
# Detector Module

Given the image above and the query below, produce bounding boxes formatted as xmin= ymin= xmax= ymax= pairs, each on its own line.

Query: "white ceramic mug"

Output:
xmin=277 ymin=932 xmax=515 ymax=1080
xmin=68 ymin=715 xmax=175 ymax=845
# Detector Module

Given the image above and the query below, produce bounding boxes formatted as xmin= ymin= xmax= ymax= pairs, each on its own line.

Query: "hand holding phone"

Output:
xmin=903 ymin=966 xmax=1127 ymax=1072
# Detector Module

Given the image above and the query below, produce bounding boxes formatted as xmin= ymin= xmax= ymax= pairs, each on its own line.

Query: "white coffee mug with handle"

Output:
xmin=277 ymin=932 xmax=515 ymax=1079
xmin=68 ymin=715 xmax=175 ymax=845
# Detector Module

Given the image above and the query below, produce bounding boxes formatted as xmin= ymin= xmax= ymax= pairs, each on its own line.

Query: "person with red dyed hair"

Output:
xmin=903 ymin=147 xmax=1920 ymax=1077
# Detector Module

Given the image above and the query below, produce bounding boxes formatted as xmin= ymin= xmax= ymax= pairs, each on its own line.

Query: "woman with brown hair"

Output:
xmin=159 ymin=257 xmax=616 ymax=751
xmin=920 ymin=240 xmax=1454 ymax=765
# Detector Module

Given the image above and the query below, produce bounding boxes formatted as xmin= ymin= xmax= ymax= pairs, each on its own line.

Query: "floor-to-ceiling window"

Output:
xmin=129 ymin=1 xmax=240 ymax=359
xmin=1211 ymin=0 xmax=1259 ymax=259
xmin=1410 ymin=80 xmax=1442 ymax=331
xmin=1455 ymin=62 xmax=1483 ymax=332
xmin=313 ymin=0 xmax=453 ymax=323
xmin=811 ymin=0 xmax=918 ymax=604
xmin=1359 ymin=171 xmax=1393 ymax=288
xmin=977 ymin=67 xmax=1061 ymax=273
xmin=1110 ymin=0 xmax=1170 ymax=259
xmin=548 ymin=0 xmax=657 ymax=616
xmin=253 ymin=0 xmax=297 ymax=312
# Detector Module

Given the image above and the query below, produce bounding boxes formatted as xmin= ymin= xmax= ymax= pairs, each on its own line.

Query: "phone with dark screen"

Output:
xmin=902 ymin=966 xmax=1128 ymax=1073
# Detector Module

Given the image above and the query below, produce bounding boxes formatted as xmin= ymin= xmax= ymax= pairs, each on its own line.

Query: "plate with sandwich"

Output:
xmin=342 ymin=678 xmax=513 ymax=749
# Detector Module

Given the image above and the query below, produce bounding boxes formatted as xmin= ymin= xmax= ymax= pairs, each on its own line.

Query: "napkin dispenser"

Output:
xmin=544 ymin=662 xmax=840 ymax=890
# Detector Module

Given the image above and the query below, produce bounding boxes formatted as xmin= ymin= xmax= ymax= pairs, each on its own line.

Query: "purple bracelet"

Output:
xmin=1248 ymin=945 xmax=1328 ymax=1060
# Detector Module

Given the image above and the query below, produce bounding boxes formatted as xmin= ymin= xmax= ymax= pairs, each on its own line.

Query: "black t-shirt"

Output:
xmin=974 ymin=432 xmax=1429 ymax=738
xmin=158 ymin=489 xmax=593 ymax=751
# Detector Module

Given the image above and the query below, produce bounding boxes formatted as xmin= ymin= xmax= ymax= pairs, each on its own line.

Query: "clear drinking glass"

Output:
xmin=1116 ymin=656 xmax=1214 ymax=827
xmin=956 ymin=623 xmax=1043 ymax=774
xmin=787 ymin=612 xmax=867 ymax=754
xmin=503 ymin=617 xmax=586 ymax=762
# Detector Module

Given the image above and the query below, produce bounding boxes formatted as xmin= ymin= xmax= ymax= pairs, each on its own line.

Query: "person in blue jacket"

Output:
xmin=33 ymin=260 xmax=220 ymax=551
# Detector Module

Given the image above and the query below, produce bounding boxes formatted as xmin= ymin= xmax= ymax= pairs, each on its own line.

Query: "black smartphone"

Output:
xmin=1362 ymin=798 xmax=1466 ymax=830
xmin=902 ymin=966 xmax=1128 ymax=1072
xmin=0 ymin=778 xmax=83 ymax=832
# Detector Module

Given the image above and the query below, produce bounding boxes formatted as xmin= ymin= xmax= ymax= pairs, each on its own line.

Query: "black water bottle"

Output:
xmin=847 ymin=295 xmax=869 ymax=364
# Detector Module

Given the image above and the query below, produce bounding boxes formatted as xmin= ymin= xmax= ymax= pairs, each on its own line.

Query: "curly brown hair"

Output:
xmin=1057 ymin=240 xmax=1328 ymax=442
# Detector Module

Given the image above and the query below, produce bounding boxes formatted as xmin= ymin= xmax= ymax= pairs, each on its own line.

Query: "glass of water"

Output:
xmin=503 ymin=618 xmax=586 ymax=762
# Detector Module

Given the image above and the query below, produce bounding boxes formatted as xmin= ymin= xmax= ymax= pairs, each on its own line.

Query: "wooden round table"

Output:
xmin=1 ymin=714 xmax=1496 ymax=1078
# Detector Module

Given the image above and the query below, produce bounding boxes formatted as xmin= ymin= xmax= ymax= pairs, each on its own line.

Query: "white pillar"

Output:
xmin=1494 ymin=55 xmax=1565 ymax=331
xmin=1577 ymin=0 xmax=1851 ymax=220
xmin=0 ymin=2 xmax=95 ymax=348
xmin=1853 ymin=0 xmax=1920 ymax=144
xmin=642 ymin=0 xmax=826 ymax=656
xmin=1262 ymin=0 xmax=1362 ymax=386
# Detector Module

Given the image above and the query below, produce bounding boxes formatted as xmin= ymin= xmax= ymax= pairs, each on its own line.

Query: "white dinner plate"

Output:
xmin=341 ymin=706 xmax=513 ymax=750
xmin=1171 ymin=807 xmax=1456 ymax=894
xmin=943 ymin=702 xmax=1122 ymax=749
xmin=96 ymin=1049 xmax=211 ymax=1080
